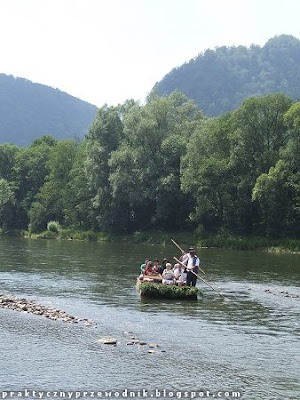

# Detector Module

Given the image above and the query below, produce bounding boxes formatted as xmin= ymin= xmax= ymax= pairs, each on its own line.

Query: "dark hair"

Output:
xmin=147 ymin=261 xmax=154 ymax=268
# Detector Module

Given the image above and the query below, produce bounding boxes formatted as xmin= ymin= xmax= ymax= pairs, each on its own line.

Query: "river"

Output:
xmin=0 ymin=237 xmax=299 ymax=400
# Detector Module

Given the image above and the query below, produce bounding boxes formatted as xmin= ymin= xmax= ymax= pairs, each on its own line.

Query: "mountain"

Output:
xmin=153 ymin=34 xmax=300 ymax=117
xmin=0 ymin=74 xmax=98 ymax=146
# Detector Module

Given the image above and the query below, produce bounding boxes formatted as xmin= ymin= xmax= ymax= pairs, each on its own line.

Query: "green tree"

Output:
xmin=281 ymin=103 xmax=300 ymax=234
xmin=252 ymin=160 xmax=291 ymax=236
xmin=0 ymin=144 xmax=20 ymax=181
xmin=181 ymin=115 xmax=236 ymax=232
xmin=230 ymin=93 xmax=292 ymax=176
xmin=182 ymin=94 xmax=293 ymax=235
xmin=85 ymin=103 xmax=127 ymax=231
xmin=29 ymin=139 xmax=79 ymax=232
xmin=229 ymin=93 xmax=292 ymax=232
xmin=109 ymin=92 xmax=202 ymax=231
xmin=0 ymin=178 xmax=16 ymax=228
xmin=64 ymin=141 xmax=94 ymax=229
xmin=13 ymin=135 xmax=57 ymax=228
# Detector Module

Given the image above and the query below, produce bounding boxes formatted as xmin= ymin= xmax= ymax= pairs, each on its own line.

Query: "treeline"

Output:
xmin=0 ymin=91 xmax=300 ymax=238
xmin=155 ymin=35 xmax=300 ymax=117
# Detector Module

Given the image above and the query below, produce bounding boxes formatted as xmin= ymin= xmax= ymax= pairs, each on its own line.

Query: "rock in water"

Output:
xmin=98 ymin=338 xmax=118 ymax=345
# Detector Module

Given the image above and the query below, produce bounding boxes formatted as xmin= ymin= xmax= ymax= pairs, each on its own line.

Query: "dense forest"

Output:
xmin=0 ymin=74 xmax=97 ymax=146
xmin=0 ymin=90 xmax=299 ymax=238
xmin=154 ymin=35 xmax=300 ymax=117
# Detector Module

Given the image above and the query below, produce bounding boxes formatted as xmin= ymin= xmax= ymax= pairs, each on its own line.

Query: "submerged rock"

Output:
xmin=264 ymin=289 xmax=300 ymax=298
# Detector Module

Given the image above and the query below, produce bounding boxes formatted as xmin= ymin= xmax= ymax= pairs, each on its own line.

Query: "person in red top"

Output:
xmin=144 ymin=261 xmax=155 ymax=275
xmin=143 ymin=261 xmax=160 ymax=282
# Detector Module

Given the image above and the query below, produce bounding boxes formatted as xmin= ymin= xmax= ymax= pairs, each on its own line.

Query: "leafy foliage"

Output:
xmin=139 ymin=282 xmax=200 ymax=299
xmin=47 ymin=221 xmax=62 ymax=233
xmin=28 ymin=139 xmax=80 ymax=231
xmin=13 ymin=135 xmax=57 ymax=228
xmin=1 ymin=89 xmax=300 ymax=239
xmin=0 ymin=178 xmax=15 ymax=227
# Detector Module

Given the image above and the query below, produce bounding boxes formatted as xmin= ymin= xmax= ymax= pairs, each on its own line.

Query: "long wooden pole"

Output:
xmin=171 ymin=239 xmax=185 ymax=254
xmin=173 ymin=257 xmax=226 ymax=299
xmin=171 ymin=239 xmax=206 ymax=275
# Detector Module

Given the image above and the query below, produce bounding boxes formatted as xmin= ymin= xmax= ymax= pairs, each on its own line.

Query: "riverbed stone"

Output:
xmin=98 ymin=338 xmax=118 ymax=345
xmin=148 ymin=343 xmax=158 ymax=348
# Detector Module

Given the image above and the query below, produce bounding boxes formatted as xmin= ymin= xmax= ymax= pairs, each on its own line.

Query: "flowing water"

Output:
xmin=0 ymin=237 xmax=299 ymax=400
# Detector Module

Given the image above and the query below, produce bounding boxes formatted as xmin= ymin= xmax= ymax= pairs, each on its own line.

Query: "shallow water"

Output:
xmin=0 ymin=237 xmax=299 ymax=399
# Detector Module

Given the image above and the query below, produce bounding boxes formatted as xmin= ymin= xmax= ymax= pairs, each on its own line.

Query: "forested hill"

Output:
xmin=0 ymin=74 xmax=98 ymax=146
xmin=154 ymin=34 xmax=300 ymax=117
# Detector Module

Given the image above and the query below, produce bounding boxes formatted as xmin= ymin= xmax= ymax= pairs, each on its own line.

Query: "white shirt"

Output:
xmin=162 ymin=269 xmax=175 ymax=280
xmin=173 ymin=266 xmax=181 ymax=279
xmin=178 ymin=269 xmax=187 ymax=282
xmin=182 ymin=253 xmax=200 ymax=270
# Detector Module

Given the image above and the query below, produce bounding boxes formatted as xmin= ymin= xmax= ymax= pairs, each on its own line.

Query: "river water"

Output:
xmin=0 ymin=237 xmax=299 ymax=400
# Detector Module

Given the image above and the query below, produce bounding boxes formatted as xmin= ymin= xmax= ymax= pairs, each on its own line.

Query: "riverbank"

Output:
xmin=1 ymin=228 xmax=300 ymax=254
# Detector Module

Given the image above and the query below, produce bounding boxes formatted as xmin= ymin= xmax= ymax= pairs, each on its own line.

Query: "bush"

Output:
xmin=47 ymin=220 xmax=61 ymax=233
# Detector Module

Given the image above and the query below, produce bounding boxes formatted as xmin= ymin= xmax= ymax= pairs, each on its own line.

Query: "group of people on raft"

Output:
xmin=139 ymin=246 xmax=200 ymax=287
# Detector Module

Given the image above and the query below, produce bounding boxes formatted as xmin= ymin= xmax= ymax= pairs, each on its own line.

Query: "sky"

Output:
xmin=1 ymin=0 xmax=300 ymax=108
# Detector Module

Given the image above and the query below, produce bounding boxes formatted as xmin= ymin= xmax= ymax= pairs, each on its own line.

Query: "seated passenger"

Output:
xmin=143 ymin=261 xmax=159 ymax=282
xmin=140 ymin=259 xmax=149 ymax=274
xmin=173 ymin=263 xmax=181 ymax=279
xmin=138 ymin=259 xmax=150 ymax=281
xmin=162 ymin=263 xmax=175 ymax=285
xmin=153 ymin=259 xmax=160 ymax=273
xmin=159 ymin=258 xmax=168 ymax=274
xmin=176 ymin=265 xmax=187 ymax=286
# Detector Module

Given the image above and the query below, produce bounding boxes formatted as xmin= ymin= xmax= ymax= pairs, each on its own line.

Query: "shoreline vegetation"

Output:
xmin=1 ymin=92 xmax=300 ymax=244
xmin=1 ymin=228 xmax=300 ymax=254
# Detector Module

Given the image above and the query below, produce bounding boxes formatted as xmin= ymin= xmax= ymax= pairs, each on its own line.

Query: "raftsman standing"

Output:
xmin=182 ymin=246 xmax=200 ymax=287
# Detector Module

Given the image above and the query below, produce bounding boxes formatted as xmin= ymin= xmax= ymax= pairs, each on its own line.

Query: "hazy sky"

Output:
xmin=1 ymin=0 xmax=300 ymax=107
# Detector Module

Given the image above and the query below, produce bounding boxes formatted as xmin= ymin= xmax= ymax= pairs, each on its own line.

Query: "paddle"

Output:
xmin=171 ymin=238 xmax=206 ymax=275
xmin=173 ymin=256 xmax=226 ymax=299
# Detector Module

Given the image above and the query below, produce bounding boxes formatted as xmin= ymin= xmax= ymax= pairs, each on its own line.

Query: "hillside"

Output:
xmin=0 ymin=74 xmax=98 ymax=146
xmin=153 ymin=34 xmax=300 ymax=116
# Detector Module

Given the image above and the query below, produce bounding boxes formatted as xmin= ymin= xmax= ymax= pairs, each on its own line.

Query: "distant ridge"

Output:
xmin=0 ymin=73 xmax=98 ymax=146
xmin=153 ymin=34 xmax=300 ymax=116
